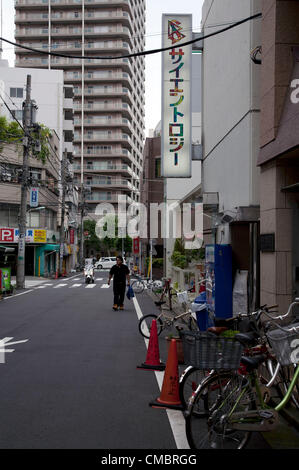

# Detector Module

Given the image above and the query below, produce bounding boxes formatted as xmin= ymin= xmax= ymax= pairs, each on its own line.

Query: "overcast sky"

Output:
xmin=0 ymin=0 xmax=204 ymax=135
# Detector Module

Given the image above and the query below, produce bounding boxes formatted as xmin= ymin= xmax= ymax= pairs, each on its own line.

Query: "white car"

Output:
xmin=95 ymin=257 xmax=117 ymax=269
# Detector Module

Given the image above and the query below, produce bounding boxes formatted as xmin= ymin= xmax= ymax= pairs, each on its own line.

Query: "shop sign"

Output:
xmin=161 ymin=14 xmax=192 ymax=177
xmin=133 ymin=237 xmax=140 ymax=254
xmin=70 ymin=228 xmax=75 ymax=245
xmin=0 ymin=228 xmax=14 ymax=242
xmin=30 ymin=188 xmax=39 ymax=208
xmin=34 ymin=230 xmax=47 ymax=243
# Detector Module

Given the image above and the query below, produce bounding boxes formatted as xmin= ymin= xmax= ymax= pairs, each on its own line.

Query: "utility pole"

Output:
xmin=16 ymin=75 xmax=32 ymax=289
xmin=149 ymin=238 xmax=153 ymax=282
xmin=79 ymin=184 xmax=85 ymax=267
xmin=59 ymin=149 xmax=67 ymax=276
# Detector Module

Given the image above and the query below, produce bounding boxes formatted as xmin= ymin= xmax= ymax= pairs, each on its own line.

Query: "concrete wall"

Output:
xmin=0 ymin=62 xmax=64 ymax=160
xmin=202 ymin=0 xmax=261 ymax=214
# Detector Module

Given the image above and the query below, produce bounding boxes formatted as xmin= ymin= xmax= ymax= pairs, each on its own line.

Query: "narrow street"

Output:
xmin=0 ymin=273 xmax=176 ymax=449
xmin=0 ymin=272 xmax=275 ymax=449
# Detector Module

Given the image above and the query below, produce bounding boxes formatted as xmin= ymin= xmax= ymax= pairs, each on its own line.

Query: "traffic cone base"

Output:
xmin=149 ymin=398 xmax=183 ymax=411
xmin=137 ymin=319 xmax=165 ymax=371
xmin=137 ymin=362 xmax=165 ymax=371
xmin=149 ymin=339 xmax=183 ymax=410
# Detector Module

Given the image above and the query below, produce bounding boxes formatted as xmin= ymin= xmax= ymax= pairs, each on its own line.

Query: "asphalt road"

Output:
xmin=0 ymin=272 xmax=270 ymax=449
xmin=0 ymin=272 xmax=176 ymax=449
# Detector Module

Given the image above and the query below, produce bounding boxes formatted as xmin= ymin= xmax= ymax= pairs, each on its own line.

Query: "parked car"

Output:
xmin=95 ymin=257 xmax=117 ymax=269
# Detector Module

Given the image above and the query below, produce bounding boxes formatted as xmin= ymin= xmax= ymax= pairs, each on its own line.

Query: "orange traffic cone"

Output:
xmin=149 ymin=339 xmax=183 ymax=410
xmin=137 ymin=319 xmax=165 ymax=371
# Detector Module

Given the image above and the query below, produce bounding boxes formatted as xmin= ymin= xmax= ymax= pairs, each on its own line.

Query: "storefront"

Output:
xmin=35 ymin=244 xmax=59 ymax=277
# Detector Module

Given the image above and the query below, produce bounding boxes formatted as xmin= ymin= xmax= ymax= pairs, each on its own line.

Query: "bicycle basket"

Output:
xmin=181 ymin=331 xmax=244 ymax=370
xmin=266 ymin=322 xmax=299 ymax=366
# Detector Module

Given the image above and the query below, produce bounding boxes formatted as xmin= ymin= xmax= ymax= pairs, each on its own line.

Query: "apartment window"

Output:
xmin=10 ymin=88 xmax=23 ymax=98
xmin=0 ymin=208 xmax=9 ymax=225
xmin=74 ymin=11 xmax=79 ymax=18
xmin=11 ymin=110 xmax=23 ymax=120
xmin=155 ymin=158 xmax=161 ymax=178
xmin=27 ymin=211 xmax=40 ymax=228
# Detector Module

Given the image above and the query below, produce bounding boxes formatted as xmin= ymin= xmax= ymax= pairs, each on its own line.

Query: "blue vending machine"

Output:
xmin=205 ymin=244 xmax=232 ymax=320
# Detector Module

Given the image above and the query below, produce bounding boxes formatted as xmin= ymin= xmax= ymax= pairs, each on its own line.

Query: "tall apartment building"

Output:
xmin=14 ymin=0 xmax=146 ymax=214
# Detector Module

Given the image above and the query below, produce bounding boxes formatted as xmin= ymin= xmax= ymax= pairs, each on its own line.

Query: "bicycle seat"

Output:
xmin=240 ymin=354 xmax=266 ymax=371
xmin=155 ymin=301 xmax=166 ymax=306
xmin=207 ymin=327 xmax=228 ymax=336
xmin=234 ymin=331 xmax=258 ymax=347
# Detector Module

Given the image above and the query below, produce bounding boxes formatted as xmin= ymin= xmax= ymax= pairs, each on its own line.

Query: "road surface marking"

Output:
xmin=96 ymin=278 xmax=103 ymax=281
xmin=72 ymin=278 xmax=81 ymax=281
xmin=132 ymin=296 xmax=190 ymax=450
xmin=54 ymin=283 xmax=68 ymax=288
xmin=85 ymin=284 xmax=96 ymax=288
xmin=0 ymin=337 xmax=29 ymax=362
xmin=70 ymin=284 xmax=82 ymax=288
xmin=101 ymin=284 xmax=110 ymax=288
xmin=35 ymin=285 xmax=46 ymax=289
xmin=3 ymin=339 xmax=29 ymax=347
xmin=44 ymin=283 xmax=53 ymax=286
xmin=3 ymin=290 xmax=34 ymax=299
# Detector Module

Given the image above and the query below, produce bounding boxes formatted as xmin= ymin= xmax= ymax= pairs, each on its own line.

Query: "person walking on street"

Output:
xmin=108 ymin=256 xmax=130 ymax=310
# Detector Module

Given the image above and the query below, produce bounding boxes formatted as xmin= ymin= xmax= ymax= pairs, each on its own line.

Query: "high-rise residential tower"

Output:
xmin=15 ymin=0 xmax=145 ymax=214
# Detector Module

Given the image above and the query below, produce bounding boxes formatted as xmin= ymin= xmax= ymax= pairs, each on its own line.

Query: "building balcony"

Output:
xmin=83 ymin=179 xmax=132 ymax=190
xmin=74 ymin=87 xmax=132 ymax=103
xmin=16 ymin=41 xmax=130 ymax=54
xmin=85 ymin=193 xmax=132 ymax=204
xmin=74 ymin=118 xmax=132 ymax=133
xmin=73 ymin=163 xmax=132 ymax=176
xmin=74 ymin=102 xmax=132 ymax=117
xmin=85 ymin=152 xmax=131 ymax=164
xmin=15 ymin=9 xmax=133 ymax=28
xmin=16 ymin=0 xmax=131 ymax=10
xmin=64 ymin=72 xmax=132 ymax=89
xmin=74 ymin=133 xmax=131 ymax=148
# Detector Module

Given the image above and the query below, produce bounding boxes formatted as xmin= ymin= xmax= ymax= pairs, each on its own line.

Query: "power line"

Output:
xmin=0 ymin=13 xmax=262 ymax=61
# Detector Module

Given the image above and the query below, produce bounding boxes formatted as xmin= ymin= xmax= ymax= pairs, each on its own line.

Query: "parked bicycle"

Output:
xmin=179 ymin=304 xmax=280 ymax=409
xmin=183 ymin=299 xmax=299 ymax=449
xmin=130 ymin=276 xmax=163 ymax=295
xmin=138 ymin=305 xmax=199 ymax=339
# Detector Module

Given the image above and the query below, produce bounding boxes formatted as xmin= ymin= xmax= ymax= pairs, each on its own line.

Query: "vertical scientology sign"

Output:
xmin=161 ymin=14 xmax=192 ymax=178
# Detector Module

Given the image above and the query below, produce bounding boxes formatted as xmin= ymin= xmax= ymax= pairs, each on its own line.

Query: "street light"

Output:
xmin=26 ymin=206 xmax=45 ymax=214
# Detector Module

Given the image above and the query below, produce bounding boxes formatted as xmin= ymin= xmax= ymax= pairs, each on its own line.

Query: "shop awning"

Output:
xmin=0 ymin=245 xmax=15 ymax=253
xmin=43 ymin=244 xmax=60 ymax=252
xmin=281 ymin=182 xmax=299 ymax=193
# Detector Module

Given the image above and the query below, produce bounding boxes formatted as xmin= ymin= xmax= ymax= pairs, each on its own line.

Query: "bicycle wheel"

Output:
xmin=179 ymin=366 xmax=210 ymax=409
xmin=258 ymin=357 xmax=286 ymax=403
xmin=138 ymin=314 xmax=164 ymax=339
xmin=279 ymin=364 xmax=299 ymax=409
xmin=185 ymin=371 xmax=254 ymax=449
xmin=131 ymin=280 xmax=145 ymax=294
